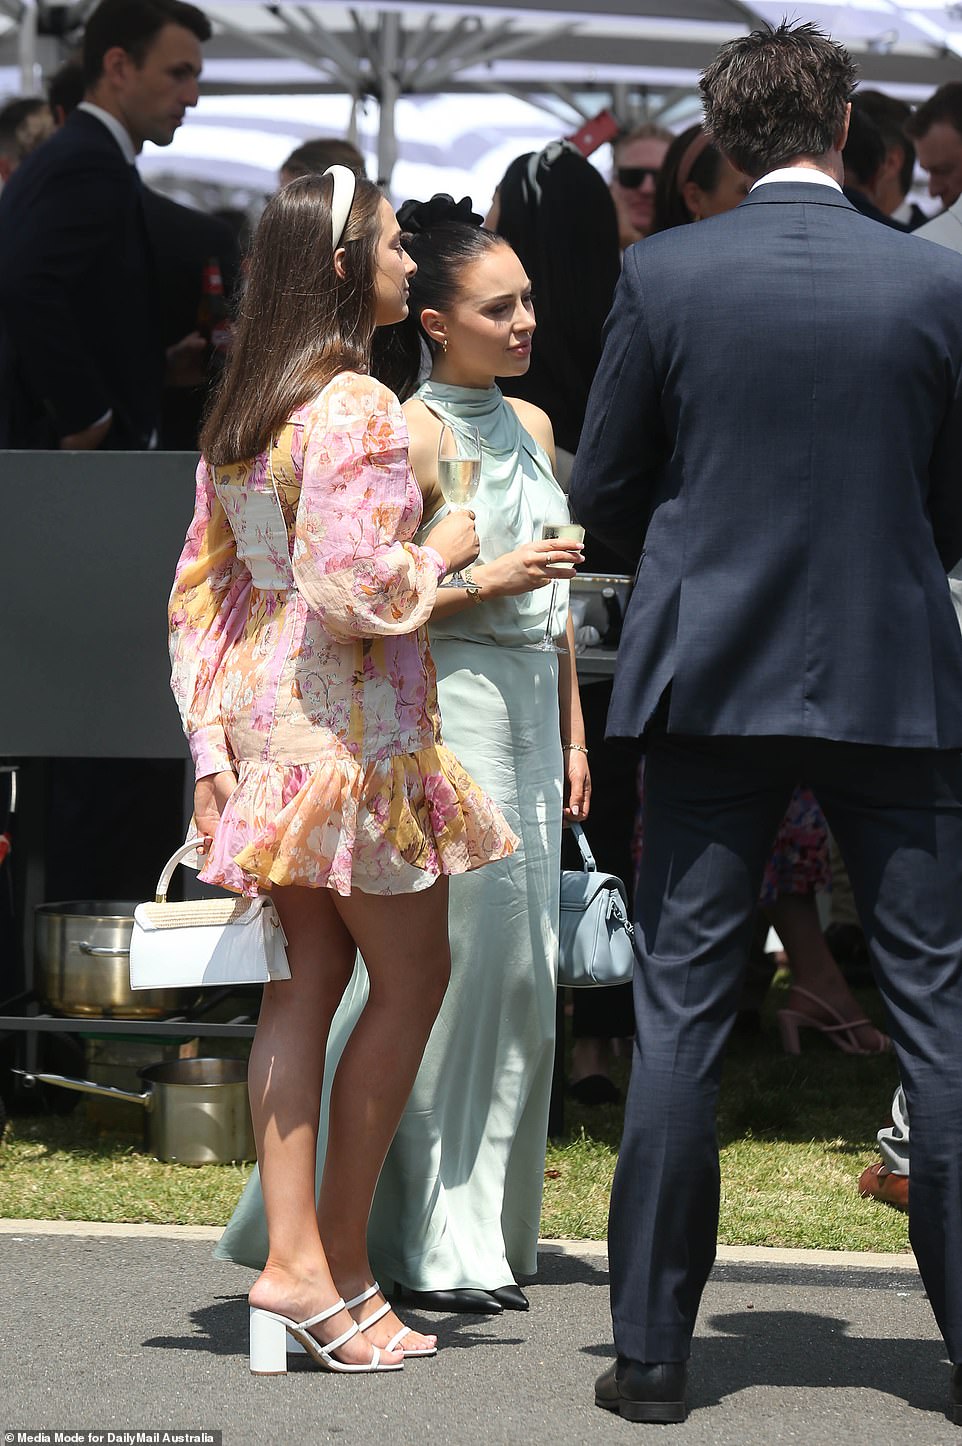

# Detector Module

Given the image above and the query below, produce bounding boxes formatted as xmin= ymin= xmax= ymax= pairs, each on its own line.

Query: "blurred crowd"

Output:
xmin=3 ymin=3 xmax=961 ymax=459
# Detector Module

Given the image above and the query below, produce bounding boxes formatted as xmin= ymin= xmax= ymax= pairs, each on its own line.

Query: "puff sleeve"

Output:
xmin=292 ymin=376 xmax=446 ymax=639
xmin=168 ymin=457 xmax=250 ymax=779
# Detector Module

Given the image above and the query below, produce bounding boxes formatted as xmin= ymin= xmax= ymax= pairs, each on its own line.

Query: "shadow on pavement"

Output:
xmin=580 ymin=1307 xmax=950 ymax=1426
xmin=143 ymin=1293 xmax=525 ymax=1357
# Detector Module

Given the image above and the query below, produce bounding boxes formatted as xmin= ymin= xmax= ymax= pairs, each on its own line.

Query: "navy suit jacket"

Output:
xmin=142 ymin=188 xmax=240 ymax=449
xmin=570 ymin=181 xmax=962 ymax=750
xmin=0 ymin=109 xmax=163 ymax=448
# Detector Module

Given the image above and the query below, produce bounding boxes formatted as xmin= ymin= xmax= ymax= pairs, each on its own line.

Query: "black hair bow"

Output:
xmin=396 ymin=193 xmax=484 ymax=235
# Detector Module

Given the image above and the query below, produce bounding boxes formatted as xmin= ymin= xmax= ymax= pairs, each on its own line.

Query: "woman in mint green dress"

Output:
xmin=217 ymin=198 xmax=590 ymax=1315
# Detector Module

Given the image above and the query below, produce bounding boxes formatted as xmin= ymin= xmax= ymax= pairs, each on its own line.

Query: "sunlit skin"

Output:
xmin=370 ymin=196 xmax=417 ymax=326
xmin=915 ymin=121 xmax=962 ymax=209
xmin=419 ymin=242 xmax=536 ymax=390
xmin=86 ymin=22 xmax=203 ymax=153
xmin=610 ymin=134 xmax=670 ymax=246
xmin=683 ymin=155 xmax=751 ymax=220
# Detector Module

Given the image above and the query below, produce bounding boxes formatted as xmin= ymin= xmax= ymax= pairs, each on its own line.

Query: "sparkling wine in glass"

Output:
xmin=437 ymin=423 xmax=481 ymax=587
xmin=536 ymin=520 xmax=586 ymax=652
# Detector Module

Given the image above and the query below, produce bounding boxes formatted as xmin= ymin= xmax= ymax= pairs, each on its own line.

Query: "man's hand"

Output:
xmin=166 ymin=330 xmax=210 ymax=387
xmin=60 ymin=414 xmax=112 ymax=450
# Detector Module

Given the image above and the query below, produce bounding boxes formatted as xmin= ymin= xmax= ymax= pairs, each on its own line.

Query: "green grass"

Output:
xmin=0 ymin=983 xmax=910 ymax=1252
xmin=0 ymin=1112 xmax=253 ymax=1224
xmin=542 ymin=984 xmax=909 ymax=1251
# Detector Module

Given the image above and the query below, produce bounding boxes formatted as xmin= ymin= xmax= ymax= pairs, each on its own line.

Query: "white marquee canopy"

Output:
xmin=2 ymin=0 xmax=961 ymax=196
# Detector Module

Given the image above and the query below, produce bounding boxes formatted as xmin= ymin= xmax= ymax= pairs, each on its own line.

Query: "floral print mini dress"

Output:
xmin=168 ymin=371 xmax=517 ymax=897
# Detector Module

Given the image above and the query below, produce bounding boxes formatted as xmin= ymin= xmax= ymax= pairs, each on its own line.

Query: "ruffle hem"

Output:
xmin=198 ymin=744 xmax=518 ymax=897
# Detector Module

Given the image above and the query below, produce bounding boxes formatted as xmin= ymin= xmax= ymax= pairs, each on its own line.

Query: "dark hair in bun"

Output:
xmin=396 ymin=193 xmax=484 ymax=235
xmin=373 ymin=193 xmax=504 ymax=401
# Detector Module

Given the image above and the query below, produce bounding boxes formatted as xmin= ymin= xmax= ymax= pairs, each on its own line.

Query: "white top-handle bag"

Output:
xmin=129 ymin=839 xmax=291 ymax=990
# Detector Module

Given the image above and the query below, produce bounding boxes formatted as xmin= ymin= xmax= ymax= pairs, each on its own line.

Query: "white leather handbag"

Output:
xmin=129 ymin=839 xmax=291 ymax=990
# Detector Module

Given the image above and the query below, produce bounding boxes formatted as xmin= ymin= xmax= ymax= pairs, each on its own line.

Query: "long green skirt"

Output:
xmin=215 ymin=639 xmax=562 ymax=1289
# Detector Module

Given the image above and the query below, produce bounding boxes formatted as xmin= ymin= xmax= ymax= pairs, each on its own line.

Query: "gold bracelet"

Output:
xmin=462 ymin=565 xmax=483 ymax=603
xmin=562 ymin=741 xmax=588 ymax=756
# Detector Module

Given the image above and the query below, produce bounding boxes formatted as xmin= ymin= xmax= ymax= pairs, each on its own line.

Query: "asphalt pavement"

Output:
xmin=1 ymin=1223 xmax=959 ymax=1446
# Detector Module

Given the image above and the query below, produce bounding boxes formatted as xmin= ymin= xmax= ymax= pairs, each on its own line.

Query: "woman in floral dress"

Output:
xmin=168 ymin=170 xmax=515 ymax=1376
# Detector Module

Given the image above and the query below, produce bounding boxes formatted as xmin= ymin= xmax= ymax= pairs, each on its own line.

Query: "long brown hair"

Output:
xmin=201 ymin=173 xmax=383 ymax=466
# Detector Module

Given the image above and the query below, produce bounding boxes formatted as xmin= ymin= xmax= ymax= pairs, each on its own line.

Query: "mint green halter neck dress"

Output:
xmin=217 ymin=381 xmax=571 ymax=1292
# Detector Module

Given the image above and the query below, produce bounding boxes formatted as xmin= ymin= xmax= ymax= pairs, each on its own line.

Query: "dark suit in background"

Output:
xmin=570 ymin=181 xmax=962 ymax=1364
xmin=142 ymin=188 xmax=240 ymax=450
xmin=0 ymin=108 xmax=162 ymax=449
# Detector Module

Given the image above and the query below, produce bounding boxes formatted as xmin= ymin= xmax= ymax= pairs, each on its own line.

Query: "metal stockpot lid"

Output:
xmin=35 ymin=901 xmax=139 ymax=920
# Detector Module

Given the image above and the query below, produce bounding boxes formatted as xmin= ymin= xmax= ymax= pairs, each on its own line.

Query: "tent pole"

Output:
xmin=19 ymin=0 xmax=39 ymax=94
xmin=376 ymin=12 xmax=401 ymax=190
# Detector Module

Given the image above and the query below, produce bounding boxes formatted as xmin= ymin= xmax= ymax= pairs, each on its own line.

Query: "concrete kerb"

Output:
xmin=0 ymin=1218 xmax=919 ymax=1270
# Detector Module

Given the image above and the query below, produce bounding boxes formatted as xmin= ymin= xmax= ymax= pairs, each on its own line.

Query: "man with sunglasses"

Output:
xmin=610 ymin=123 xmax=671 ymax=248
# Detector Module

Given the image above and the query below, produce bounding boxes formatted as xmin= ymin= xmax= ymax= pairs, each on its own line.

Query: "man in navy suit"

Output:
xmin=570 ymin=21 xmax=962 ymax=1425
xmin=0 ymin=0 xmax=211 ymax=449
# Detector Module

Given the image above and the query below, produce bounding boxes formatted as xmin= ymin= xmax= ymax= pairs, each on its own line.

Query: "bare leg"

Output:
xmin=319 ymin=878 xmax=452 ymax=1352
xmin=246 ymin=884 xmax=403 ymax=1367
xmin=765 ymin=891 xmax=887 ymax=1051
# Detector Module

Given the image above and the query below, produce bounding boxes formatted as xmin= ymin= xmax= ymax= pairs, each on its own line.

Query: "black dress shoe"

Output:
xmin=567 ymin=1074 xmax=622 ymax=1106
xmin=488 ymin=1284 xmax=529 ymax=1311
xmin=394 ymin=1285 xmax=502 ymax=1315
xmin=950 ymin=1363 xmax=962 ymax=1425
xmin=595 ymin=1357 xmax=688 ymax=1424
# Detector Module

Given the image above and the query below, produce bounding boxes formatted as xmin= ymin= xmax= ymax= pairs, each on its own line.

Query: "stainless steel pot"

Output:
xmin=15 ymin=1057 xmax=254 ymax=1164
xmin=34 ymin=899 xmax=187 ymax=1019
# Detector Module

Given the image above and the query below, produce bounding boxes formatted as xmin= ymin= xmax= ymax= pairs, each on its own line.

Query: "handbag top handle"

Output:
xmin=570 ymin=822 xmax=597 ymax=873
xmin=154 ymin=838 xmax=205 ymax=903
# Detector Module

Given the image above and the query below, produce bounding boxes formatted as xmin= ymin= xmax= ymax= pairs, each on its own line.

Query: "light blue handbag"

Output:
xmin=558 ymin=823 xmax=636 ymax=988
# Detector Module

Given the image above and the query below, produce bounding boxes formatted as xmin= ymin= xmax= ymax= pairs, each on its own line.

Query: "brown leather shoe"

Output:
xmin=858 ymin=1161 xmax=909 ymax=1213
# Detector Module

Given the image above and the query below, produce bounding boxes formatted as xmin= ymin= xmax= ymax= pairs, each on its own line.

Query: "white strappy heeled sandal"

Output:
xmin=348 ymin=1282 xmax=438 ymax=1359
xmin=249 ymin=1297 xmax=404 ymax=1375
xmin=287 ymin=1282 xmax=438 ymax=1361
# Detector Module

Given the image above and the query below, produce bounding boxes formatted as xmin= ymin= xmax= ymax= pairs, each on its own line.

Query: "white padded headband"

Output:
xmin=324 ymin=164 xmax=357 ymax=248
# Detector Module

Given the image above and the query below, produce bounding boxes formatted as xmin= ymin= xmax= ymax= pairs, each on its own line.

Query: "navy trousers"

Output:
xmin=609 ymin=733 xmax=962 ymax=1364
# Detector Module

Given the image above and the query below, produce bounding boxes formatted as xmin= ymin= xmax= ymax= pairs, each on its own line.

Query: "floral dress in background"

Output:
xmin=168 ymin=370 xmax=516 ymax=897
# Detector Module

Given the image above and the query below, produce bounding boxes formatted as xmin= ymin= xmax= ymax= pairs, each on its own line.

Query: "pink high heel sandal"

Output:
xmin=776 ymin=985 xmax=890 ymax=1056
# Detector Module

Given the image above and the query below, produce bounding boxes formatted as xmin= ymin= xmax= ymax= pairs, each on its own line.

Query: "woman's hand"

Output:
xmin=429 ymin=510 xmax=480 ymax=576
xmin=479 ymin=538 xmax=583 ymax=598
xmin=193 ymin=770 xmax=238 ymax=855
xmin=563 ymin=747 xmax=591 ymax=822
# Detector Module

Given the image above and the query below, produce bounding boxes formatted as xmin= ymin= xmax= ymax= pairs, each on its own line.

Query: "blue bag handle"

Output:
xmin=570 ymin=821 xmax=597 ymax=873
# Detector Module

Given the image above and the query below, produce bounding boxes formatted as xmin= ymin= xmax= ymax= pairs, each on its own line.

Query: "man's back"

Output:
xmin=577 ymin=24 xmax=962 ymax=1428
xmin=578 ymin=182 xmax=962 ymax=747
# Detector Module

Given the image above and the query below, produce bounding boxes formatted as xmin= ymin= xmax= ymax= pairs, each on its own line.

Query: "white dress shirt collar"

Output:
xmin=751 ymin=167 xmax=843 ymax=194
xmin=77 ymin=101 xmax=138 ymax=167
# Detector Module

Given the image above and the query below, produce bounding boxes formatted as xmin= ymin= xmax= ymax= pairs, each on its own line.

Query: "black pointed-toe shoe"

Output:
xmin=488 ymin=1284 xmax=529 ymax=1311
xmin=595 ymin=1357 xmax=688 ymax=1424
xmin=393 ymin=1285 xmax=502 ymax=1315
xmin=950 ymin=1363 xmax=962 ymax=1425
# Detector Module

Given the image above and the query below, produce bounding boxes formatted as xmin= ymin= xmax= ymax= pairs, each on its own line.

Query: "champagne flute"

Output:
xmin=535 ymin=519 xmax=586 ymax=652
xmin=437 ymin=422 xmax=481 ymax=588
